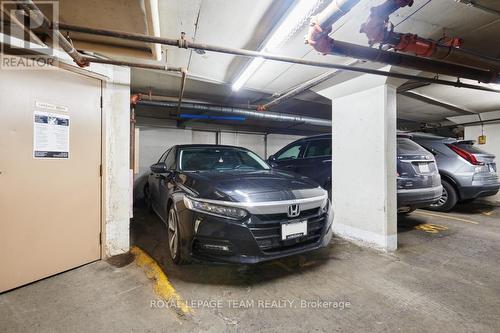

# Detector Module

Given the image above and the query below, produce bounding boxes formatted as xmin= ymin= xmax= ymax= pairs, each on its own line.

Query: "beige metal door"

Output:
xmin=0 ymin=66 xmax=102 ymax=292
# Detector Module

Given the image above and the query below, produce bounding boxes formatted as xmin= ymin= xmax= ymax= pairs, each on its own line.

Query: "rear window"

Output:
xmin=397 ymin=138 xmax=429 ymax=155
xmin=454 ymin=142 xmax=488 ymax=154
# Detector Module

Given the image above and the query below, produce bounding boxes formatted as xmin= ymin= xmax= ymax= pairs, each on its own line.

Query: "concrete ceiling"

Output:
xmin=146 ymin=0 xmax=499 ymax=126
xmin=155 ymin=0 xmax=499 ymax=90
xmin=52 ymin=0 xmax=500 ymax=128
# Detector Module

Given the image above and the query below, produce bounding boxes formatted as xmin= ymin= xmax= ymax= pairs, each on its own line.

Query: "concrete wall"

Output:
xmin=464 ymin=123 xmax=500 ymax=203
xmin=220 ymin=132 xmax=266 ymax=158
xmin=101 ymin=66 xmax=131 ymax=257
xmin=137 ymin=127 xmax=193 ymax=175
xmin=267 ymin=134 xmax=305 ymax=157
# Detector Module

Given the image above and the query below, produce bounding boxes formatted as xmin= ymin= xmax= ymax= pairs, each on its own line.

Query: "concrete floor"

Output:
xmin=1 ymin=201 xmax=499 ymax=333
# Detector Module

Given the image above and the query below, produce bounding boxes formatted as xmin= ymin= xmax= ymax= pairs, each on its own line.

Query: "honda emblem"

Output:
xmin=287 ymin=204 xmax=300 ymax=218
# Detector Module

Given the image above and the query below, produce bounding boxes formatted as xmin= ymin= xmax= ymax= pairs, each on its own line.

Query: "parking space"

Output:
xmin=2 ymin=202 xmax=499 ymax=332
xmin=2 ymin=0 xmax=500 ymax=332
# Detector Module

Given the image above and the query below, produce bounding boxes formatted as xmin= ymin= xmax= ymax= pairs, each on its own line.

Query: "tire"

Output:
xmin=167 ymin=206 xmax=190 ymax=265
xmin=427 ymin=180 xmax=458 ymax=212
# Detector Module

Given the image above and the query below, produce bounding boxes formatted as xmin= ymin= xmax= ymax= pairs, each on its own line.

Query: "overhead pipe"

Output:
xmin=314 ymin=0 xmax=363 ymax=30
xmin=19 ymin=0 xmax=500 ymax=89
xmin=83 ymin=57 xmax=183 ymax=72
xmin=1 ymin=4 xmax=45 ymax=46
xmin=177 ymin=67 xmax=188 ymax=114
xmin=53 ymin=23 xmax=500 ymax=91
xmin=259 ymin=59 xmax=360 ymax=110
xmin=18 ymin=0 xmax=88 ymax=66
xmin=260 ymin=0 xmax=363 ymax=111
xmin=16 ymin=0 xmax=183 ymax=73
xmin=358 ymin=0 xmax=500 ymax=71
xmin=136 ymin=100 xmax=332 ymax=128
xmin=307 ymin=4 xmax=499 ymax=83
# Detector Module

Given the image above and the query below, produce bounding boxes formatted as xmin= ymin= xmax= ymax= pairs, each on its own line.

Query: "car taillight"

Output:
xmin=446 ymin=144 xmax=484 ymax=165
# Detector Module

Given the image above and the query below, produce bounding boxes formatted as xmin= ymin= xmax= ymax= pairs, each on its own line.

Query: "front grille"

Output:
xmin=249 ymin=209 xmax=327 ymax=254
xmin=255 ymin=208 xmax=319 ymax=222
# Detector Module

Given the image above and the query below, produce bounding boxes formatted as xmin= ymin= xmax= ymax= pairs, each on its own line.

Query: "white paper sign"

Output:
xmin=33 ymin=111 xmax=70 ymax=158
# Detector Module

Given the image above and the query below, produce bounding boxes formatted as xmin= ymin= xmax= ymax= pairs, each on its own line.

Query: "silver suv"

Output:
xmin=397 ymin=134 xmax=442 ymax=214
xmin=411 ymin=133 xmax=500 ymax=211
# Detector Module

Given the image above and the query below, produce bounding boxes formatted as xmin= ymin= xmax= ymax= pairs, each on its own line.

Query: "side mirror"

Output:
xmin=268 ymin=154 xmax=276 ymax=161
xmin=150 ymin=162 xmax=168 ymax=174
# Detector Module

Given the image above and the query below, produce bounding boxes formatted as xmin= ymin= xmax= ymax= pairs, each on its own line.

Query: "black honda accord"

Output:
xmin=144 ymin=144 xmax=333 ymax=264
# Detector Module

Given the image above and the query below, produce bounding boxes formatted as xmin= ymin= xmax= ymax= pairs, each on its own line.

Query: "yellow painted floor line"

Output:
xmin=481 ymin=210 xmax=495 ymax=216
xmin=130 ymin=246 xmax=192 ymax=315
xmin=415 ymin=210 xmax=479 ymax=225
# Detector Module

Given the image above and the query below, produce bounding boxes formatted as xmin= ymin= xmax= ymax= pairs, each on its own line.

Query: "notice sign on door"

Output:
xmin=33 ymin=111 xmax=70 ymax=158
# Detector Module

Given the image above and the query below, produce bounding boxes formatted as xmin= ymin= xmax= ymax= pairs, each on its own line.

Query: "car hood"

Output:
xmin=177 ymin=169 xmax=325 ymax=202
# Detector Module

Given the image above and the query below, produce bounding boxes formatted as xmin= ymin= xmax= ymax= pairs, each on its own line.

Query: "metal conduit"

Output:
xmin=83 ymin=57 xmax=182 ymax=72
xmin=136 ymin=100 xmax=332 ymax=127
xmin=18 ymin=0 xmax=87 ymax=66
xmin=17 ymin=0 xmax=183 ymax=73
xmin=54 ymin=23 xmax=500 ymax=86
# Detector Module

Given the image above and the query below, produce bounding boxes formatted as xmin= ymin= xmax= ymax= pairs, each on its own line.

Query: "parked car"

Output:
xmin=268 ymin=134 xmax=442 ymax=213
xmin=411 ymin=133 xmax=500 ymax=211
xmin=144 ymin=145 xmax=333 ymax=264
xmin=396 ymin=134 xmax=443 ymax=213
xmin=268 ymin=134 xmax=332 ymax=197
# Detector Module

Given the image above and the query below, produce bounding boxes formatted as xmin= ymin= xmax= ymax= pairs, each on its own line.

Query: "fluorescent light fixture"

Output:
xmin=231 ymin=0 xmax=322 ymax=92
xmin=232 ymin=57 xmax=265 ymax=91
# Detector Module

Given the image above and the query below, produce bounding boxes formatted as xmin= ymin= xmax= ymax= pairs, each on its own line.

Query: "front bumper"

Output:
xmin=178 ymin=204 xmax=333 ymax=264
xmin=397 ymin=185 xmax=443 ymax=208
xmin=459 ymin=183 xmax=500 ymax=200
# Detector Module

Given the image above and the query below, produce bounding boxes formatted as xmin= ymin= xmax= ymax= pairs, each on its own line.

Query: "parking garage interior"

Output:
xmin=1 ymin=0 xmax=500 ymax=332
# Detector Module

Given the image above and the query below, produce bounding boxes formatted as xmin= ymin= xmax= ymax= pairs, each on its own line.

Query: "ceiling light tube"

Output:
xmin=231 ymin=0 xmax=322 ymax=92
xmin=232 ymin=57 xmax=265 ymax=91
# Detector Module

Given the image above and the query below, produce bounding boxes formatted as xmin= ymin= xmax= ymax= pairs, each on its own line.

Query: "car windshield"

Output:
xmin=179 ymin=147 xmax=270 ymax=171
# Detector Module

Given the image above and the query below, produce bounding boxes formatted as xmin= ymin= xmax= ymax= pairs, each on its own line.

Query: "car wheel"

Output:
xmin=144 ymin=185 xmax=153 ymax=212
xmin=167 ymin=206 xmax=190 ymax=265
xmin=427 ymin=180 xmax=457 ymax=212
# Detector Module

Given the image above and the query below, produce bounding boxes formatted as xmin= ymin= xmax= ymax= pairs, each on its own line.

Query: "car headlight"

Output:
xmin=183 ymin=196 xmax=248 ymax=220
xmin=321 ymin=197 xmax=329 ymax=213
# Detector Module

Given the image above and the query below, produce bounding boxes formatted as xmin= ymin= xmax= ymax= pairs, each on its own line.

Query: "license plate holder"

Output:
xmin=281 ymin=220 xmax=307 ymax=240
xmin=418 ymin=163 xmax=430 ymax=173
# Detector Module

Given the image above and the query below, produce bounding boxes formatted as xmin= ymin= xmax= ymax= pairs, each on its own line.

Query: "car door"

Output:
xmin=296 ymin=138 xmax=332 ymax=187
xmin=272 ymin=141 xmax=307 ymax=173
xmin=158 ymin=148 xmax=177 ymax=221
xmin=150 ymin=148 xmax=170 ymax=214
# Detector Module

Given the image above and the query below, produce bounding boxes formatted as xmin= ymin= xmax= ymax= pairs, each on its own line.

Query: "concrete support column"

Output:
xmin=317 ymin=72 xmax=398 ymax=251
xmin=102 ymin=66 xmax=131 ymax=257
